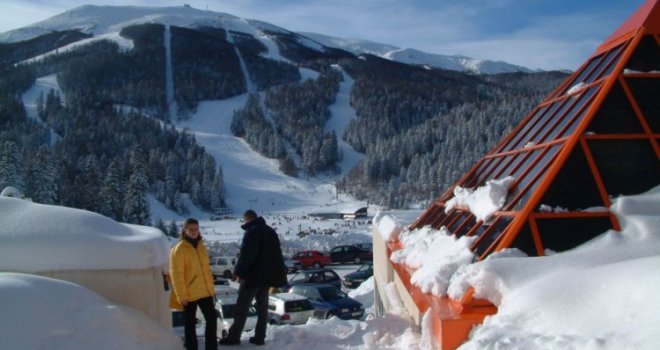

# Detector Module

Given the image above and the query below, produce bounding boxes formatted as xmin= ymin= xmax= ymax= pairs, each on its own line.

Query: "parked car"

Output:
xmin=285 ymin=268 xmax=342 ymax=291
xmin=355 ymin=242 xmax=372 ymax=252
xmin=289 ymin=284 xmax=365 ymax=320
xmin=172 ymin=307 xmax=230 ymax=343
xmin=291 ymin=250 xmax=331 ymax=268
xmin=214 ymin=282 xmax=238 ymax=301
xmin=284 ymin=257 xmax=303 ymax=273
xmin=210 ymin=256 xmax=234 ymax=278
xmin=342 ymin=262 xmax=373 ymax=289
xmin=267 ymin=293 xmax=315 ymax=325
xmin=329 ymin=245 xmax=372 ymax=264
xmin=215 ymin=299 xmax=258 ymax=332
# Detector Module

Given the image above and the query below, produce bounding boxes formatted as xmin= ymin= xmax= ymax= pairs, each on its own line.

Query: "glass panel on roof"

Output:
xmin=478 ymin=155 xmax=509 ymax=185
xmin=501 ymin=105 xmax=549 ymax=152
xmin=529 ymin=96 xmax=577 ymax=144
xmin=561 ymin=54 xmax=604 ymax=95
xmin=490 ymin=153 xmax=520 ymax=180
xmin=537 ymin=216 xmax=613 ymax=252
xmin=434 ymin=209 xmax=461 ymax=230
xmin=463 ymin=159 xmax=490 ymax=188
xmin=587 ymin=82 xmax=645 ymax=134
xmin=429 ymin=206 xmax=449 ymax=229
xmin=625 ymin=35 xmax=660 ymax=72
xmin=507 ymin=145 xmax=561 ymax=211
xmin=597 ymin=44 xmax=625 ymax=79
xmin=587 ymin=44 xmax=625 ymax=82
xmin=473 ymin=217 xmax=512 ymax=258
xmin=540 ymin=146 xmax=605 ymax=210
xmin=448 ymin=211 xmax=471 ymax=233
xmin=556 ymin=85 xmax=601 ymax=139
xmin=587 ymin=139 xmax=660 ymax=196
xmin=455 ymin=214 xmax=477 ymax=237
xmin=625 ymin=77 xmax=660 ymax=133
xmin=416 ymin=204 xmax=444 ymax=229
xmin=511 ymin=148 xmax=543 ymax=179
xmin=518 ymin=98 xmax=567 ymax=148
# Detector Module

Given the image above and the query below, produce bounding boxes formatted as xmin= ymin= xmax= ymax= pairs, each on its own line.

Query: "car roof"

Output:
xmin=297 ymin=268 xmax=334 ymax=273
xmin=269 ymin=293 xmax=308 ymax=301
xmin=291 ymin=283 xmax=338 ymax=290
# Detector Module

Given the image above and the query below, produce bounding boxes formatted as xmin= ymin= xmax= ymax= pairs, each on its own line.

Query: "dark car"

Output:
xmin=342 ymin=262 xmax=373 ymax=289
xmin=329 ymin=245 xmax=373 ymax=264
xmin=355 ymin=243 xmax=372 ymax=252
xmin=284 ymin=268 xmax=341 ymax=291
xmin=289 ymin=284 xmax=365 ymax=320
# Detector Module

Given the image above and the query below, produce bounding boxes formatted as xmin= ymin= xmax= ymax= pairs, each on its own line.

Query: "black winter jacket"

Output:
xmin=233 ymin=217 xmax=287 ymax=288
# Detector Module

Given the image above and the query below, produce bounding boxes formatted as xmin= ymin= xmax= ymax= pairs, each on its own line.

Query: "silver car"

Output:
xmin=268 ymin=293 xmax=315 ymax=325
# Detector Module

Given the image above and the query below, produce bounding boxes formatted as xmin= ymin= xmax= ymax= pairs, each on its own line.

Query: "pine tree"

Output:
xmin=168 ymin=220 xmax=179 ymax=238
xmin=123 ymin=146 xmax=150 ymax=225
xmin=99 ymin=160 xmax=124 ymax=220
xmin=0 ymin=141 xmax=24 ymax=192
xmin=123 ymin=168 xmax=151 ymax=225
xmin=26 ymin=145 xmax=59 ymax=204
xmin=79 ymin=155 xmax=102 ymax=212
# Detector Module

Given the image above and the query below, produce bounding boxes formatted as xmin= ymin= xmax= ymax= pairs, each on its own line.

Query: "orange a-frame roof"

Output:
xmin=386 ymin=0 xmax=660 ymax=349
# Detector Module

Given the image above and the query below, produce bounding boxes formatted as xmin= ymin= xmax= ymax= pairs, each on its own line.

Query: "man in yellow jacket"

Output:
xmin=170 ymin=218 xmax=217 ymax=350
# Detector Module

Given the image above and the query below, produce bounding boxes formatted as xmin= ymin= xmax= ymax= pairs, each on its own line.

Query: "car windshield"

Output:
xmin=291 ymin=272 xmax=323 ymax=283
xmin=221 ymin=304 xmax=257 ymax=318
xmin=357 ymin=264 xmax=372 ymax=272
xmin=285 ymin=299 xmax=314 ymax=312
xmin=318 ymin=287 xmax=346 ymax=301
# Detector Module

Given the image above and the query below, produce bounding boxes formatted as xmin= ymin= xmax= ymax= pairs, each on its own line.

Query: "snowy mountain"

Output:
xmin=0 ymin=4 xmax=566 ymax=220
xmin=301 ymin=32 xmax=536 ymax=74
xmin=0 ymin=4 xmax=534 ymax=75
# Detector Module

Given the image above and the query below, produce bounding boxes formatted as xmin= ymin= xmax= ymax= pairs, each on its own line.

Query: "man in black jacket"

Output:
xmin=220 ymin=210 xmax=287 ymax=346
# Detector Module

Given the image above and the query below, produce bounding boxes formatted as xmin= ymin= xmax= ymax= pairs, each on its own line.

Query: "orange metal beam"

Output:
xmin=618 ymin=75 xmax=660 ymax=156
xmin=579 ymin=136 xmax=613 ymax=207
xmin=494 ymin=28 xmax=644 ymax=252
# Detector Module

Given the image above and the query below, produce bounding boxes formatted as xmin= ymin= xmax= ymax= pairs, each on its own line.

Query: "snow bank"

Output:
xmin=0 ymin=273 xmax=181 ymax=350
xmin=390 ymin=226 xmax=475 ymax=296
xmin=448 ymin=186 xmax=660 ymax=349
xmin=0 ymin=197 xmax=169 ymax=272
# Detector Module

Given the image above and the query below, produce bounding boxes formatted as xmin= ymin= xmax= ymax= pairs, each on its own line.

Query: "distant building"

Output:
xmin=309 ymin=206 xmax=368 ymax=220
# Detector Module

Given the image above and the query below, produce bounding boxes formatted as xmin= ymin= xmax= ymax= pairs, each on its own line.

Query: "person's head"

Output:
xmin=243 ymin=209 xmax=257 ymax=224
xmin=180 ymin=218 xmax=200 ymax=240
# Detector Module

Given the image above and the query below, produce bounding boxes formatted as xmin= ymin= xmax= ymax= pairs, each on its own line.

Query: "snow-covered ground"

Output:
xmin=2 ymin=186 xmax=659 ymax=349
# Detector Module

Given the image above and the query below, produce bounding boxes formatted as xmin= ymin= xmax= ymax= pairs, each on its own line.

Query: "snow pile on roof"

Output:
xmin=446 ymin=185 xmax=660 ymax=349
xmin=0 ymin=197 xmax=169 ymax=272
xmin=373 ymin=211 xmax=404 ymax=242
xmin=390 ymin=226 xmax=475 ymax=296
xmin=0 ymin=273 xmax=180 ymax=350
xmin=445 ymin=176 xmax=515 ymax=222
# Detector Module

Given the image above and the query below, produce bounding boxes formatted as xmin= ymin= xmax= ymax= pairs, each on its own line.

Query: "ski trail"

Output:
xmin=325 ymin=66 xmax=364 ymax=177
xmin=227 ymin=33 xmax=256 ymax=93
xmin=164 ymin=25 xmax=177 ymax=119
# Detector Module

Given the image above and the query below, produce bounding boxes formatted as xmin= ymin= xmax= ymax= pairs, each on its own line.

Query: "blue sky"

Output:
xmin=0 ymin=0 xmax=647 ymax=70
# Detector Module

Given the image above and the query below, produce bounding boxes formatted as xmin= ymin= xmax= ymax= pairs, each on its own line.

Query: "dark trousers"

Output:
xmin=184 ymin=296 xmax=217 ymax=350
xmin=226 ymin=284 xmax=269 ymax=342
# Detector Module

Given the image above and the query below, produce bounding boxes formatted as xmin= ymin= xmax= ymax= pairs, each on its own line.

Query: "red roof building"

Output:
xmin=373 ymin=1 xmax=659 ymax=348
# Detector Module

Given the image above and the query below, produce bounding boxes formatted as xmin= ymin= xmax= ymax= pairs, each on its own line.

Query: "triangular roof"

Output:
xmin=410 ymin=0 xmax=660 ymax=259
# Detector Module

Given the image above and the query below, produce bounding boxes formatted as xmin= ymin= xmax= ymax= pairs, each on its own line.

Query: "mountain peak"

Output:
xmin=301 ymin=32 xmax=536 ymax=74
xmin=0 ymin=4 xmax=537 ymax=74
